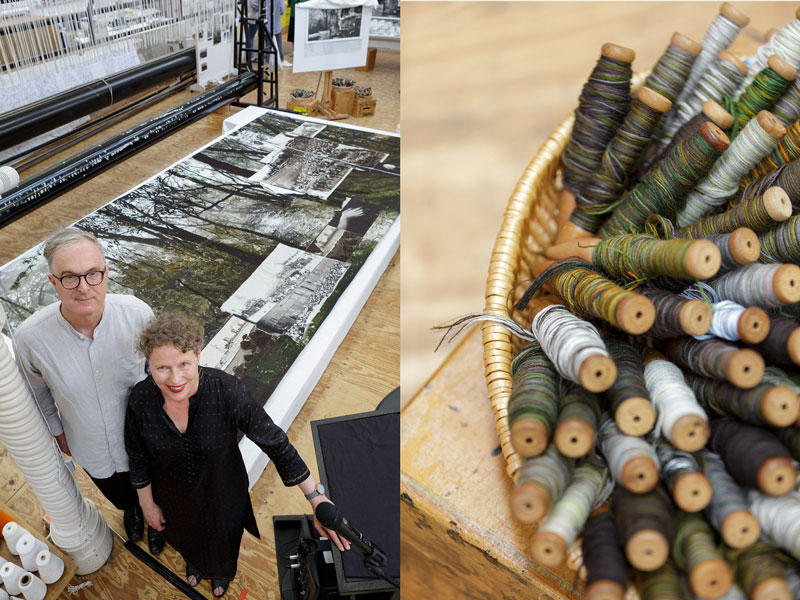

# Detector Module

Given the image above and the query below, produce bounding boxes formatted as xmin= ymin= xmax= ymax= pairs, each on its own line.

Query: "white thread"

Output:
xmin=598 ymin=414 xmax=660 ymax=487
xmin=530 ymin=305 xmax=610 ymax=385
xmin=18 ymin=572 xmax=46 ymax=600
xmin=2 ymin=522 xmax=30 ymax=556
xmin=748 ymin=488 xmax=800 ymax=560
xmin=644 ymin=359 xmax=708 ymax=445
xmin=708 ymin=263 xmax=783 ymax=308
xmin=538 ymin=460 xmax=613 ymax=547
xmin=35 ymin=550 xmax=63 ymax=585
xmin=1 ymin=562 xmax=25 ymax=595
xmin=16 ymin=534 xmax=46 ymax=572
xmin=738 ymin=16 xmax=800 ymax=96
xmin=677 ymin=116 xmax=779 ymax=226
xmin=694 ymin=300 xmax=745 ymax=341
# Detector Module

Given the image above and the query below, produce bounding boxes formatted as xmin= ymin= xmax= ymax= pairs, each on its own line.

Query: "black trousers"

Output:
xmin=88 ymin=471 xmax=139 ymax=511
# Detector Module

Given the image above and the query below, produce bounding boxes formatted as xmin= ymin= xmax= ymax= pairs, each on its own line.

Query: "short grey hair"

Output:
xmin=42 ymin=228 xmax=105 ymax=272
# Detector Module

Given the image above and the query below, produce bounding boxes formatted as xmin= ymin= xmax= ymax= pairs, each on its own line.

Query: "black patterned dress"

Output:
xmin=125 ymin=367 xmax=309 ymax=580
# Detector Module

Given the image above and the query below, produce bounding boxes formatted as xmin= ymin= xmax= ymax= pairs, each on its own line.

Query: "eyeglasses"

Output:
xmin=52 ymin=269 xmax=106 ymax=290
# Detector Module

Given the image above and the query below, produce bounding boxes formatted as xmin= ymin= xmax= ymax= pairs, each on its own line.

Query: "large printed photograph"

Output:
xmin=0 ymin=111 xmax=400 ymax=407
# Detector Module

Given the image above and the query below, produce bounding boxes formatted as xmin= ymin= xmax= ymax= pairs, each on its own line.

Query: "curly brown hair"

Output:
xmin=137 ymin=313 xmax=204 ymax=358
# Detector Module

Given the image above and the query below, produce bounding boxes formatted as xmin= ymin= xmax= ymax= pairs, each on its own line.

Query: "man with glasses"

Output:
xmin=13 ymin=228 xmax=162 ymax=553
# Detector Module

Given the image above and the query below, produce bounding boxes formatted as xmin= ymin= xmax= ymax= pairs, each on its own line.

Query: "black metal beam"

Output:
xmin=0 ymin=48 xmax=196 ymax=152
xmin=0 ymin=72 xmax=258 ymax=227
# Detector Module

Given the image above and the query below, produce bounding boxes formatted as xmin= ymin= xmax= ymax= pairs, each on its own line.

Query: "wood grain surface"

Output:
xmin=0 ymin=42 xmax=398 ymax=598
xmin=400 ymin=1 xmax=800 ymax=407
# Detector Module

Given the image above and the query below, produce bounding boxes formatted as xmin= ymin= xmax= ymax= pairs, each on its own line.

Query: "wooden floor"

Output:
xmin=0 ymin=45 xmax=399 ymax=599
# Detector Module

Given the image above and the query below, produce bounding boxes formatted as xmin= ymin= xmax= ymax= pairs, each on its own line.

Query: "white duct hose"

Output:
xmin=0 ymin=303 xmax=111 ymax=574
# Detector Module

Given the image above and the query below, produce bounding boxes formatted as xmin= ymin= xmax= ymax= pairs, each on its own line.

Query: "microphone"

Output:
xmin=314 ymin=502 xmax=386 ymax=566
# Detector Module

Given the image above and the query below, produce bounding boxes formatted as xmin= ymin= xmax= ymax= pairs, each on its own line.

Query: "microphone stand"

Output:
xmin=360 ymin=546 xmax=399 ymax=589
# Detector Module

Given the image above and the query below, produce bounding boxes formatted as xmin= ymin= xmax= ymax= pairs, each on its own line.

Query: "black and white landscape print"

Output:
xmin=307 ymin=6 xmax=363 ymax=42
xmin=0 ymin=111 xmax=400 ymax=404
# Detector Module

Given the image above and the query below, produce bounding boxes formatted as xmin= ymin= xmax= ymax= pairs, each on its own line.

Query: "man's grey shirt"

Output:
xmin=14 ymin=294 xmax=153 ymax=478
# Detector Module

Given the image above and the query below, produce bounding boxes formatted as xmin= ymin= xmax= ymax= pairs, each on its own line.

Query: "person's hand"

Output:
xmin=308 ymin=495 xmax=351 ymax=552
xmin=338 ymin=206 xmax=364 ymax=230
xmin=140 ymin=501 xmax=166 ymax=531
xmin=55 ymin=432 xmax=71 ymax=456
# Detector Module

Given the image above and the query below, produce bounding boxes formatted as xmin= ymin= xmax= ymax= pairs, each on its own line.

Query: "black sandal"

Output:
xmin=185 ymin=563 xmax=202 ymax=588
xmin=211 ymin=579 xmax=229 ymax=597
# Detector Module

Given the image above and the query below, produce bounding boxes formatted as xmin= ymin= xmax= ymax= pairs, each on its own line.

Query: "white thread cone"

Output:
xmin=16 ymin=534 xmax=46 ymax=572
xmin=3 ymin=522 xmax=29 ymax=556
xmin=18 ymin=572 xmax=46 ymax=600
xmin=1 ymin=561 xmax=25 ymax=594
xmin=35 ymin=550 xmax=63 ymax=584
xmin=0 ymin=585 xmax=8 ymax=600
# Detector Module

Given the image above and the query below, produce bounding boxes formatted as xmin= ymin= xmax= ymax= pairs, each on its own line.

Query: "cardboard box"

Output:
xmin=287 ymin=97 xmax=319 ymax=117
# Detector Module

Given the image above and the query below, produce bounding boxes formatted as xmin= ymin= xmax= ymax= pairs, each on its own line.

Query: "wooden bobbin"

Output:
xmin=757 ymin=110 xmax=787 ymax=141
xmin=620 ymin=455 xmax=660 ymax=494
xmin=615 ymin=397 xmax=656 ymax=437
xmin=767 ymin=54 xmax=798 ymax=83
xmin=725 ymin=348 xmax=764 ymax=389
xmin=510 ymin=420 xmax=549 ymax=459
xmin=788 ymin=327 xmax=800 ymax=365
xmin=602 ymin=42 xmax=635 ymax=63
xmin=637 ymin=86 xmax=672 ymax=114
xmin=718 ymin=51 xmax=748 ymax=76
xmin=761 ymin=386 xmax=800 ymax=427
xmin=679 ymin=299 xmax=712 ymax=336
xmin=578 ymin=354 xmax=618 ymax=393
xmin=762 ymin=187 xmax=792 ymax=223
xmin=727 ymin=228 xmax=760 ymax=266
xmin=751 ymin=578 xmax=792 ymax=600
xmin=773 ymin=264 xmax=800 ymax=304
xmin=671 ymin=32 xmax=701 ymax=57
xmin=625 ymin=530 xmax=668 ymax=571
xmin=756 ymin=456 xmax=796 ymax=496
xmin=720 ymin=2 xmax=750 ymax=27
xmin=737 ymin=306 xmax=770 ymax=345
xmin=554 ymin=419 xmax=595 ymax=458
xmin=702 ymin=99 xmax=734 ymax=131
xmin=555 ymin=189 xmax=584 ymax=244
xmin=510 ymin=482 xmax=549 ymax=524
xmin=531 ymin=530 xmax=567 ymax=567
xmin=672 ymin=472 xmax=713 ymax=512
xmin=720 ymin=509 xmax=760 ymax=548
xmin=688 ymin=559 xmax=733 ymax=600
xmin=700 ymin=121 xmax=731 ymax=152
xmin=669 ymin=415 xmax=710 ymax=452
xmin=585 ymin=581 xmax=625 ymax=600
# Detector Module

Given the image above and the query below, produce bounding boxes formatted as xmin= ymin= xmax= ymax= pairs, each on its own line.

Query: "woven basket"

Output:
xmin=482 ymin=70 xmax=649 ymax=482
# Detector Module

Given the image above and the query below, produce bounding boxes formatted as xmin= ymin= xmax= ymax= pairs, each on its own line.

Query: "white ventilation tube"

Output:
xmin=0 ymin=303 xmax=111 ymax=574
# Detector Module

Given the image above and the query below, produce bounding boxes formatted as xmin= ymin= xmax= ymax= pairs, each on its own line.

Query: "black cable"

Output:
xmin=123 ymin=540 xmax=207 ymax=600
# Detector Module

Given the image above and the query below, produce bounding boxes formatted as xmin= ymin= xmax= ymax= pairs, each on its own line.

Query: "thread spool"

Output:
xmin=547 ymin=234 xmax=721 ymax=281
xmin=582 ymin=506 xmax=628 ymax=600
xmin=642 ymin=351 xmax=709 ymax=451
xmin=2 ymin=522 xmax=30 ymax=556
xmin=655 ymin=99 xmax=734 ymax=166
xmin=35 ymin=550 xmax=63 ymax=584
xmin=1 ymin=562 xmax=25 ymax=595
xmin=640 ymin=287 xmax=711 ymax=337
xmin=710 ymin=416 xmax=796 ymax=496
xmin=771 ymin=77 xmax=800 ymax=125
xmin=637 ymin=560 xmax=693 ymax=600
xmin=726 ymin=55 xmax=797 ymax=136
xmin=646 ymin=32 xmax=702 ymax=102
xmin=709 ymin=262 xmax=800 ymax=307
xmin=561 ymin=43 xmax=635 ymax=198
xmin=0 ymin=585 xmax=8 ymax=600
xmin=569 ymin=87 xmax=673 ymax=234
xmin=753 ymin=314 xmax=800 ymax=367
xmin=16 ymin=534 xmax=46 ymax=572
xmin=672 ymin=511 xmax=733 ymax=598
xmin=704 ymin=301 xmax=771 ymax=345
xmin=704 ymin=229 xmax=761 ymax=275
xmin=680 ymin=188 xmax=791 ymax=239
xmin=738 ymin=154 xmax=800 ymax=214
xmin=776 ymin=426 xmax=800 ymax=462
xmin=510 ymin=445 xmax=573 ymax=524
xmin=531 ymin=460 xmax=612 ymax=567
xmin=746 ymin=121 xmax=800 ymax=187
xmin=759 ymin=215 xmax=800 ymax=264
xmin=747 ymin=489 xmax=800 ymax=561
xmin=737 ymin=6 xmax=800 ymax=95
xmin=599 ymin=414 xmax=660 ymax=493
xmin=611 ymin=484 xmax=674 ymax=571
xmin=687 ymin=372 xmax=799 ymax=428
xmin=728 ymin=541 xmax=792 ymax=600
xmin=523 ymin=260 xmax=655 ymax=335
xmin=603 ymin=336 xmax=655 ymax=436
xmin=696 ymin=449 xmax=760 ymax=548
xmin=18 ymin=572 xmax=46 ymax=600
xmin=553 ymin=382 xmax=600 ymax=458
xmin=529 ymin=305 xmax=617 ymax=393
xmin=598 ymin=122 xmax=729 ymax=236
xmin=654 ymin=438 xmax=712 ymax=512
xmin=509 ymin=341 xmax=560 ymax=458
xmin=676 ymin=111 xmax=786 ymax=227
xmin=666 ymin=337 xmax=764 ymax=389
